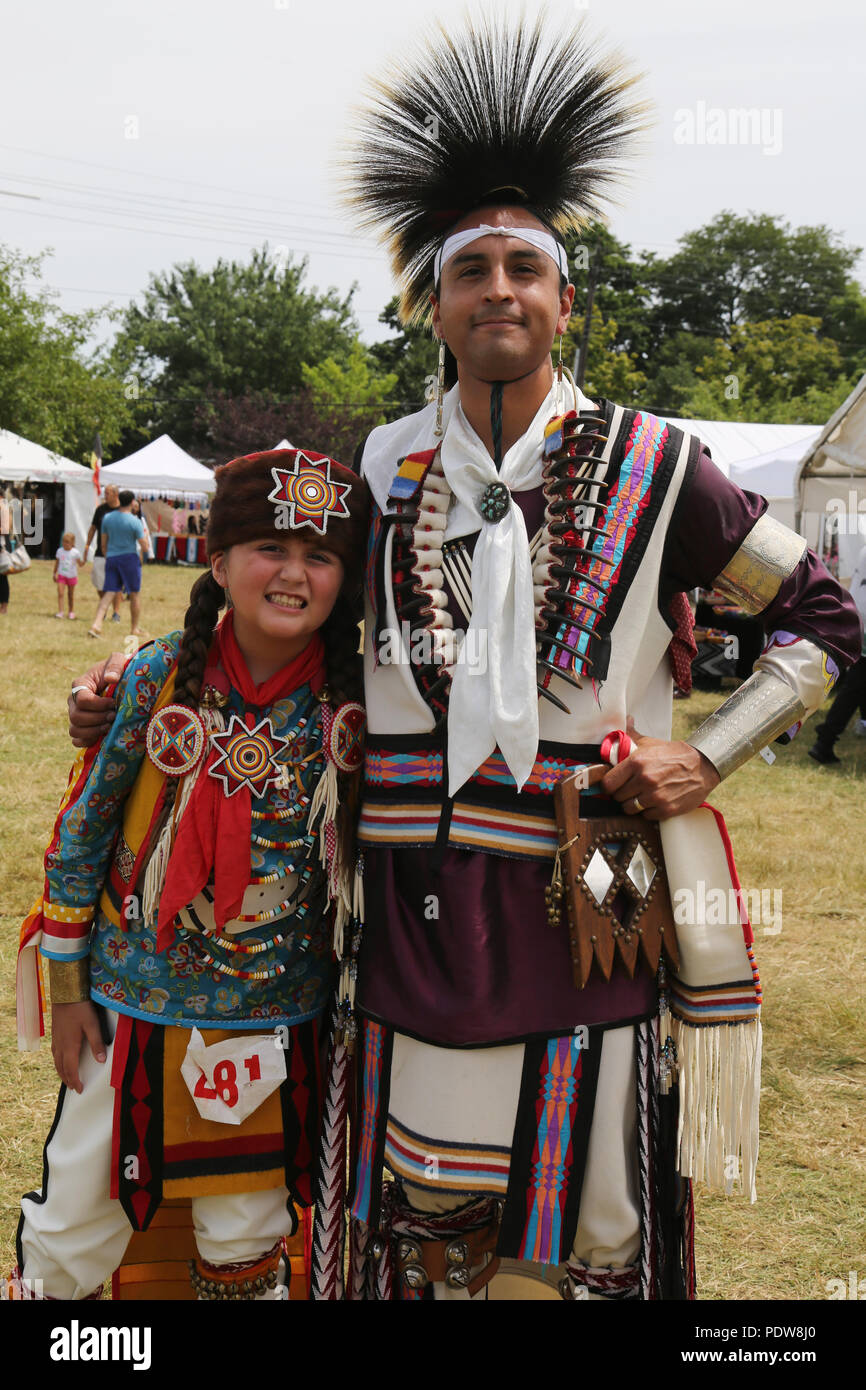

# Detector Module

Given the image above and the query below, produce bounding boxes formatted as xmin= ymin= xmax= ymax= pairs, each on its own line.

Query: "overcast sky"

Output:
xmin=1 ymin=0 xmax=863 ymax=348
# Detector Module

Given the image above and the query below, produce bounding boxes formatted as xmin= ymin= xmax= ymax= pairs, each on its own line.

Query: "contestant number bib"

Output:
xmin=181 ymin=1029 xmax=287 ymax=1125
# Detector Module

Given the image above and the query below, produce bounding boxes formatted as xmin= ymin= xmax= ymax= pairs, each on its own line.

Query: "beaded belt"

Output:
xmin=359 ymin=737 xmax=603 ymax=861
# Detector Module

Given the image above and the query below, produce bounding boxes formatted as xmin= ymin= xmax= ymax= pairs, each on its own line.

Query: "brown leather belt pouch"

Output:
xmin=551 ymin=780 xmax=679 ymax=989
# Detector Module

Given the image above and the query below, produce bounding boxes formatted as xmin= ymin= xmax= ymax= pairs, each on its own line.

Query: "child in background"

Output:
xmin=15 ymin=450 xmax=369 ymax=1301
xmin=53 ymin=533 xmax=86 ymax=619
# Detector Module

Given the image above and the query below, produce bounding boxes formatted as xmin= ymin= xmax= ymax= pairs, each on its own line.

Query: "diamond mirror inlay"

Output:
xmin=584 ymin=848 xmax=615 ymax=904
xmin=626 ymin=842 xmax=656 ymax=896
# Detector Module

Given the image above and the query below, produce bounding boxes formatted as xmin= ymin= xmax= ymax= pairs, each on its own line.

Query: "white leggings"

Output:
xmin=18 ymin=1012 xmax=293 ymax=1300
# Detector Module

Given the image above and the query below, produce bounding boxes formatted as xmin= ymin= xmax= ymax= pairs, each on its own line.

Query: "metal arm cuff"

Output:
xmin=713 ymin=513 xmax=807 ymax=614
xmin=686 ymin=669 xmax=806 ymax=781
xmin=48 ymin=957 xmax=90 ymax=1004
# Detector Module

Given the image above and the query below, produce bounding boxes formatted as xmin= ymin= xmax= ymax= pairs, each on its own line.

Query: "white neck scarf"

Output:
xmin=441 ymin=384 xmax=561 ymax=796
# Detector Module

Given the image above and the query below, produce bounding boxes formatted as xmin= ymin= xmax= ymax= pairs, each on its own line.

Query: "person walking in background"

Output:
xmin=39 ymin=487 xmax=55 ymax=559
xmin=809 ymin=543 xmax=866 ymax=764
xmin=0 ymin=490 xmax=12 ymax=615
xmin=131 ymin=498 xmax=154 ymax=561
xmin=53 ymin=533 xmax=86 ymax=620
xmin=85 ymin=485 xmax=122 ymax=624
xmin=88 ymin=490 xmax=147 ymax=639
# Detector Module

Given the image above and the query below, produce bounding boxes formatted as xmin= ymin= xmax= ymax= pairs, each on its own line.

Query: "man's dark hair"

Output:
xmin=118 ymin=489 xmax=135 ymax=507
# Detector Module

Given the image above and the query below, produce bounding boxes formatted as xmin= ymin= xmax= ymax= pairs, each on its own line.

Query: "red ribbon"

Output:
xmin=600 ymin=729 xmax=633 ymax=764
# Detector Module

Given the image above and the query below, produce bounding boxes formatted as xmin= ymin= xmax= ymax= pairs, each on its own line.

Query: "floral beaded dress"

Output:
xmin=42 ymin=632 xmax=334 ymax=1031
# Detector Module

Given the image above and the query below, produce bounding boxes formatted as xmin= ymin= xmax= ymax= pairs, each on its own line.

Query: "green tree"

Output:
xmin=642 ymin=212 xmax=865 ymax=359
xmin=563 ymin=307 xmax=647 ymax=407
xmin=0 ymin=245 xmax=134 ymax=461
xmin=682 ymin=315 xmax=855 ymax=423
xmin=368 ymin=296 xmax=439 ymax=418
xmin=639 ymin=331 xmax=713 ymax=417
xmin=110 ymin=246 xmax=359 ymax=450
xmin=563 ymin=223 xmax=654 ymax=364
xmin=301 ymin=340 xmax=399 ymax=461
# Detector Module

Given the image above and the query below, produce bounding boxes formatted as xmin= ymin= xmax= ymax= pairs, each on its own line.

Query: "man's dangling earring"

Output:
xmin=433 ymin=337 xmax=447 ymax=438
xmin=555 ymin=333 xmax=565 ymax=413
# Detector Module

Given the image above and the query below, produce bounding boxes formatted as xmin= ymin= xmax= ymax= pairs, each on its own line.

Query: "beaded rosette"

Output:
xmin=145 ymin=704 xmax=207 ymax=778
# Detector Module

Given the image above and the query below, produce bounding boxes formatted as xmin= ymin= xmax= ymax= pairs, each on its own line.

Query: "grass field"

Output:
xmin=1 ymin=559 xmax=864 ymax=1299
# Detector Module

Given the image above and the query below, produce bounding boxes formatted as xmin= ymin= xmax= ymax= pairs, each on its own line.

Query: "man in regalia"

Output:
xmin=333 ymin=13 xmax=859 ymax=1300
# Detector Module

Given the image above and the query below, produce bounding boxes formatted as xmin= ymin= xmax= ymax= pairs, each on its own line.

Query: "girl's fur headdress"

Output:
xmin=209 ymin=449 xmax=370 ymax=601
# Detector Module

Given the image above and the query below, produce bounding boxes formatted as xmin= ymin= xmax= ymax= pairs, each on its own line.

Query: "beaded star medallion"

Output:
xmin=208 ymin=714 xmax=292 ymax=797
xmin=267 ymin=453 xmax=352 ymax=535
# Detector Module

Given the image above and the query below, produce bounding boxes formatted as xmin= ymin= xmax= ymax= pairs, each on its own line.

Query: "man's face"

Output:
xmin=106 ymin=487 xmax=119 ymax=508
xmin=430 ymin=206 xmax=574 ymax=384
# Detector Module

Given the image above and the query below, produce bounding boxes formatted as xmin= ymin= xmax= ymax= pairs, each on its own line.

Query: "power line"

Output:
xmin=0 ymin=173 xmax=371 ymax=252
xmin=2 ymin=200 xmax=383 ymax=262
xmin=0 ymin=170 xmax=352 ymax=236
xmin=0 ymin=142 xmax=337 ymax=218
xmin=19 ymin=280 xmax=388 ymax=318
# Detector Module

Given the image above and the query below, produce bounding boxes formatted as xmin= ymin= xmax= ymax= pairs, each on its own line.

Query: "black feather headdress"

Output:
xmin=343 ymin=10 xmax=647 ymax=323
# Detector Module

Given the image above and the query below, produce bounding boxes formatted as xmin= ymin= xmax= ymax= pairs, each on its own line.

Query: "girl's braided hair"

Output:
xmin=174 ymin=571 xmax=227 ymax=711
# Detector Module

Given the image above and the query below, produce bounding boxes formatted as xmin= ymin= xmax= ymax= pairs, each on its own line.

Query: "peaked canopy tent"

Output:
xmin=0 ymin=429 xmax=96 ymax=550
xmin=795 ymin=374 xmax=866 ymax=583
xmin=100 ymin=435 xmax=216 ymax=565
xmin=100 ymin=434 xmax=216 ymax=496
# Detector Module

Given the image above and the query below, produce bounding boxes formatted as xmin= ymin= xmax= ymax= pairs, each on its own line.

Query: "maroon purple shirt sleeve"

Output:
xmin=663 ymin=448 xmax=860 ymax=673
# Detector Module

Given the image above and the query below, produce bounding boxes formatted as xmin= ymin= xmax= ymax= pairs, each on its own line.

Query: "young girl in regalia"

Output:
xmin=13 ymin=449 xmax=369 ymax=1301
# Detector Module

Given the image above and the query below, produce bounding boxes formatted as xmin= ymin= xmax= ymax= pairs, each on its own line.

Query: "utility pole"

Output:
xmin=574 ymin=261 xmax=599 ymax=389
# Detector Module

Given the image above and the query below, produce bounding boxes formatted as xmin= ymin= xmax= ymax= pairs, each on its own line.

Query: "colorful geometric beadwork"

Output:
xmin=329 ymin=702 xmax=366 ymax=773
xmin=145 ymin=704 xmax=206 ymax=778
xmin=268 ymin=453 xmax=352 ymax=535
xmin=208 ymin=714 xmax=291 ymax=798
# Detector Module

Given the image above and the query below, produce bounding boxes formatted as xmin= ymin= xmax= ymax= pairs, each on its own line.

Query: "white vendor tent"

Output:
xmin=795 ymin=374 xmax=866 ymax=583
xmin=100 ymin=434 xmax=216 ymax=496
xmin=667 ymin=416 xmax=819 ymax=478
xmin=728 ymin=434 xmax=822 ymax=531
xmin=0 ymin=428 xmax=96 ymax=549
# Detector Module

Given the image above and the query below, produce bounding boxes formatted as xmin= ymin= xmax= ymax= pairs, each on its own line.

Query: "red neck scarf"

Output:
xmin=158 ymin=611 xmax=326 ymax=950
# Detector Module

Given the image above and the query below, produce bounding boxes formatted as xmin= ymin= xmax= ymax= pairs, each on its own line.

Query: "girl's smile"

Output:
xmin=211 ymin=536 xmax=345 ymax=681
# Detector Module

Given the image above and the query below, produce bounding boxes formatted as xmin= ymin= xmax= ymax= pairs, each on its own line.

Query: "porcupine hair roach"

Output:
xmin=342 ymin=8 xmax=648 ymax=325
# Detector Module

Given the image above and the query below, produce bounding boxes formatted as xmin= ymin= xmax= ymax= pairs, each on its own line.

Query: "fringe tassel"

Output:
xmin=673 ymin=1019 xmax=762 ymax=1203
xmin=141 ymin=705 xmax=224 ymax=926
xmin=309 ymin=756 xmax=342 ymax=902
xmin=309 ymin=755 xmax=340 ymax=840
